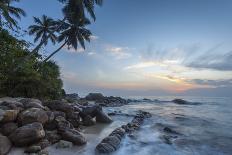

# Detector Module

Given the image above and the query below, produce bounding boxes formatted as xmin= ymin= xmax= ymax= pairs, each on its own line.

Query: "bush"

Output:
xmin=0 ymin=28 xmax=64 ymax=99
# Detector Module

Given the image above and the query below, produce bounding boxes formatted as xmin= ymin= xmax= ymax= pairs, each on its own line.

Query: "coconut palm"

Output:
xmin=28 ymin=15 xmax=57 ymax=47
xmin=0 ymin=0 xmax=25 ymax=29
xmin=43 ymin=18 xmax=91 ymax=62
xmin=30 ymin=0 xmax=103 ymax=57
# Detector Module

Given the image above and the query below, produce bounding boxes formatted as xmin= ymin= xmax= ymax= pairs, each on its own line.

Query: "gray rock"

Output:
xmin=45 ymin=130 xmax=61 ymax=144
xmin=20 ymin=98 xmax=44 ymax=109
xmin=55 ymin=116 xmax=73 ymax=131
xmin=56 ymin=140 xmax=73 ymax=149
xmin=82 ymin=115 xmax=95 ymax=126
xmin=1 ymin=122 xmax=18 ymax=136
xmin=0 ymin=109 xmax=19 ymax=123
xmin=43 ymin=101 xmax=74 ymax=113
xmin=18 ymin=108 xmax=49 ymax=125
xmin=85 ymin=93 xmax=104 ymax=101
xmin=96 ymin=136 xmax=121 ymax=153
xmin=24 ymin=146 xmax=41 ymax=153
xmin=60 ymin=128 xmax=87 ymax=145
xmin=96 ymin=111 xmax=113 ymax=123
xmin=9 ymin=122 xmax=45 ymax=146
xmin=0 ymin=135 xmax=12 ymax=155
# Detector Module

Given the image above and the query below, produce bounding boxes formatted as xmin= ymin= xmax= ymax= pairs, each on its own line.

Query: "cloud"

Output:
xmin=63 ymin=45 xmax=85 ymax=53
xmin=189 ymin=79 xmax=232 ymax=87
xmin=186 ymin=51 xmax=232 ymax=71
xmin=89 ymin=35 xmax=99 ymax=40
xmin=105 ymin=45 xmax=132 ymax=59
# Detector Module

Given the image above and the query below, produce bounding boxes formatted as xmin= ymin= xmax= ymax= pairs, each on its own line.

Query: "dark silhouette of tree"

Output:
xmin=29 ymin=15 xmax=57 ymax=47
xmin=0 ymin=0 xmax=25 ymax=30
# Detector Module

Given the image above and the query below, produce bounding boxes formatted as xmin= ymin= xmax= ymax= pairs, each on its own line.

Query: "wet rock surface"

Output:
xmin=0 ymin=135 xmax=12 ymax=155
xmin=96 ymin=111 xmax=151 ymax=153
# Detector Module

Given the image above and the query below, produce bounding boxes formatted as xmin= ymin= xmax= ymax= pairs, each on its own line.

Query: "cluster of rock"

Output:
xmin=85 ymin=93 xmax=128 ymax=107
xmin=0 ymin=97 xmax=112 ymax=155
xmin=96 ymin=111 xmax=151 ymax=154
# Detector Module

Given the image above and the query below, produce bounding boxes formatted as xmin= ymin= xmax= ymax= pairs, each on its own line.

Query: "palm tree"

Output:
xmin=29 ymin=15 xmax=57 ymax=47
xmin=43 ymin=18 xmax=91 ymax=62
xmin=0 ymin=0 xmax=25 ymax=29
xmin=29 ymin=0 xmax=103 ymax=57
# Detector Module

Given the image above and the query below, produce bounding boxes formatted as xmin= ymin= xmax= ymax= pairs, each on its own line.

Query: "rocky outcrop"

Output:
xmin=9 ymin=122 xmax=45 ymax=146
xmin=172 ymin=99 xmax=201 ymax=105
xmin=1 ymin=122 xmax=18 ymax=136
xmin=0 ymin=135 xmax=12 ymax=155
xmin=85 ymin=93 xmax=105 ymax=101
xmin=0 ymin=97 xmax=113 ymax=153
xmin=43 ymin=100 xmax=74 ymax=113
xmin=18 ymin=108 xmax=49 ymax=125
xmin=60 ymin=128 xmax=87 ymax=145
xmin=19 ymin=98 xmax=44 ymax=109
xmin=0 ymin=109 xmax=19 ymax=123
xmin=96 ymin=111 xmax=151 ymax=153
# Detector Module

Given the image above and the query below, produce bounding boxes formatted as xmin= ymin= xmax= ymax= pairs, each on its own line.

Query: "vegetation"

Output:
xmin=0 ymin=0 xmax=103 ymax=99
xmin=0 ymin=28 xmax=64 ymax=99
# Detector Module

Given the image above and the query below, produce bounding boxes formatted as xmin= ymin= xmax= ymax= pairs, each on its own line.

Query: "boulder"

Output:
xmin=53 ymin=111 xmax=66 ymax=118
xmin=85 ymin=93 xmax=104 ymax=101
xmin=172 ymin=99 xmax=188 ymax=105
xmin=56 ymin=140 xmax=73 ymax=149
xmin=1 ymin=122 xmax=18 ymax=136
xmin=55 ymin=116 xmax=74 ymax=131
xmin=96 ymin=136 xmax=121 ymax=153
xmin=18 ymin=108 xmax=48 ymax=125
xmin=35 ymin=139 xmax=51 ymax=149
xmin=82 ymin=115 xmax=96 ymax=126
xmin=0 ymin=109 xmax=19 ymax=123
xmin=0 ymin=135 xmax=12 ymax=155
xmin=45 ymin=130 xmax=61 ymax=144
xmin=60 ymin=128 xmax=87 ymax=145
xmin=0 ymin=100 xmax=24 ymax=111
xmin=82 ymin=105 xmax=102 ymax=117
xmin=43 ymin=100 xmax=74 ymax=113
xmin=9 ymin=122 xmax=45 ymax=146
xmin=24 ymin=145 xmax=41 ymax=153
xmin=96 ymin=111 xmax=113 ymax=123
xmin=65 ymin=93 xmax=80 ymax=103
xmin=19 ymin=98 xmax=44 ymax=109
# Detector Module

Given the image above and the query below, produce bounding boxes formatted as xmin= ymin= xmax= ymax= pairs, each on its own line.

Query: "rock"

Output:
xmin=46 ymin=111 xmax=55 ymax=122
xmin=96 ymin=136 xmax=121 ymax=153
xmin=18 ymin=108 xmax=48 ymax=125
xmin=9 ymin=122 xmax=45 ymax=146
xmin=53 ymin=111 xmax=66 ymax=118
xmin=24 ymin=146 xmax=41 ymax=153
xmin=85 ymin=93 xmax=104 ymax=101
xmin=0 ymin=135 xmax=12 ymax=155
xmin=96 ymin=111 xmax=113 ymax=123
xmin=172 ymin=99 xmax=188 ymax=104
xmin=65 ymin=93 xmax=80 ymax=103
xmin=82 ymin=115 xmax=95 ymax=126
xmin=43 ymin=100 xmax=74 ymax=113
xmin=66 ymin=111 xmax=80 ymax=128
xmin=38 ymin=149 xmax=49 ymax=155
xmin=0 ymin=100 xmax=24 ymax=111
xmin=0 ymin=109 xmax=19 ymax=123
xmin=45 ymin=130 xmax=61 ymax=144
xmin=55 ymin=116 xmax=73 ymax=131
xmin=19 ymin=98 xmax=44 ymax=109
xmin=60 ymin=128 xmax=87 ymax=145
xmin=82 ymin=105 xmax=102 ymax=117
xmin=1 ymin=122 xmax=18 ymax=136
xmin=35 ymin=139 xmax=51 ymax=149
xmin=56 ymin=140 xmax=73 ymax=149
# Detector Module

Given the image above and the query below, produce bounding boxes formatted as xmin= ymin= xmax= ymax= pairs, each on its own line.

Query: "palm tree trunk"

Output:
xmin=43 ymin=41 xmax=67 ymax=62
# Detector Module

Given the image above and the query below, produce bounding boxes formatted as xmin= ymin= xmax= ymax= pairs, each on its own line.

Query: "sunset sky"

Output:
xmin=16 ymin=0 xmax=232 ymax=97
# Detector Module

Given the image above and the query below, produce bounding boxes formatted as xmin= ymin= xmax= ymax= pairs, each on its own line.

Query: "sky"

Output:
xmin=15 ymin=0 xmax=232 ymax=97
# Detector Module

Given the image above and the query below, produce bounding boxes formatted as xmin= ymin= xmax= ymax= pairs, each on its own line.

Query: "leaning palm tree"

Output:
xmin=28 ymin=15 xmax=57 ymax=47
xmin=43 ymin=18 xmax=91 ymax=62
xmin=0 ymin=0 xmax=25 ymax=29
xmin=29 ymin=0 xmax=103 ymax=57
